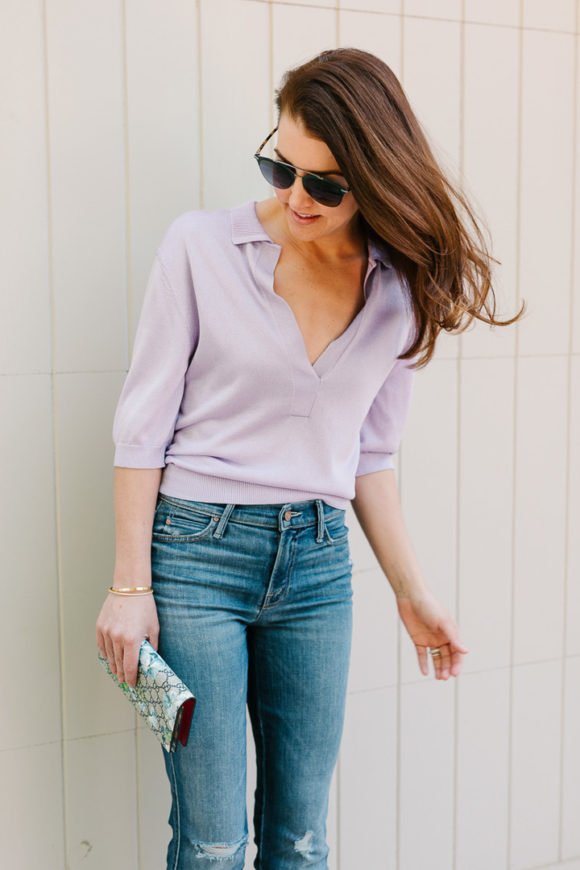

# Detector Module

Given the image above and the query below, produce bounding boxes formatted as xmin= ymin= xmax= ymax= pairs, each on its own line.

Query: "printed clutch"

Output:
xmin=98 ymin=639 xmax=196 ymax=752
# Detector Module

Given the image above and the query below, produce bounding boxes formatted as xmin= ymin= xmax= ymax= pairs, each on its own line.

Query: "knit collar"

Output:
xmin=230 ymin=200 xmax=392 ymax=269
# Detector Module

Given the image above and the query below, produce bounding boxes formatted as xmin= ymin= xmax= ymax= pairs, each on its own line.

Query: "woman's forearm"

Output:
xmin=112 ymin=466 xmax=163 ymax=585
xmin=351 ymin=468 xmax=428 ymax=599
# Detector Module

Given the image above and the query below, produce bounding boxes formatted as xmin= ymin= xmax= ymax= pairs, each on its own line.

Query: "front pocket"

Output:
xmin=152 ymin=504 xmax=219 ymax=543
xmin=323 ymin=514 xmax=350 ymax=546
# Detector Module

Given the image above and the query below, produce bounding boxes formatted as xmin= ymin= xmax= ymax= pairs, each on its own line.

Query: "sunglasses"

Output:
xmin=254 ymin=127 xmax=351 ymax=208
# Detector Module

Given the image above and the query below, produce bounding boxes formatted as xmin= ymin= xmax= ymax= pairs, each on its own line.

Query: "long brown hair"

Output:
xmin=275 ymin=48 xmax=524 ymax=368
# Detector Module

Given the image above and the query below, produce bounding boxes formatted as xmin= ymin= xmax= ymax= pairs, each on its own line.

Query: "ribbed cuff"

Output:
xmin=113 ymin=444 xmax=167 ymax=468
xmin=355 ymin=452 xmax=395 ymax=477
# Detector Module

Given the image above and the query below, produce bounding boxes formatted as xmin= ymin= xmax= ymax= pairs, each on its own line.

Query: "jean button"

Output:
xmin=284 ymin=510 xmax=292 ymax=521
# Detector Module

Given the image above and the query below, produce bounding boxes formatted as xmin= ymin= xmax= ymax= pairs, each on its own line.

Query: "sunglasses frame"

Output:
xmin=254 ymin=126 xmax=351 ymax=207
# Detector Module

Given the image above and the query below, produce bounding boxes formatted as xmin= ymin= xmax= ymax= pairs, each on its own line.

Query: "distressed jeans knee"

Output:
xmin=193 ymin=834 xmax=248 ymax=865
xmin=294 ymin=831 xmax=315 ymax=861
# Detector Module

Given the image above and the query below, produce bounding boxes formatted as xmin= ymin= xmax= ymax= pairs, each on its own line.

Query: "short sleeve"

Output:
xmin=355 ymin=338 xmax=417 ymax=477
xmin=112 ymin=251 xmax=199 ymax=468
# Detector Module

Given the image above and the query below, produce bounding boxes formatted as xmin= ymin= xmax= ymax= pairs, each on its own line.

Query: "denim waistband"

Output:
xmin=156 ymin=493 xmax=345 ymax=543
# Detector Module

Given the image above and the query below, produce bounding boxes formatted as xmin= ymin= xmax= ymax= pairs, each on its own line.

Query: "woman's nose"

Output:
xmin=288 ymin=172 xmax=314 ymax=208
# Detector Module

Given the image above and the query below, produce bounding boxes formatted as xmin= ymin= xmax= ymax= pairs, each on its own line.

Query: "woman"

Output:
xmin=96 ymin=48 xmax=521 ymax=869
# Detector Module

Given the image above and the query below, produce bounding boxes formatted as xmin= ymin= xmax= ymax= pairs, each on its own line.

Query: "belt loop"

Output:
xmin=213 ymin=503 xmax=236 ymax=538
xmin=315 ymin=499 xmax=325 ymax=543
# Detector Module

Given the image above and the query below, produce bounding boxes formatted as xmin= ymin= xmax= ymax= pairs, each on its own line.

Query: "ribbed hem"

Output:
xmin=159 ymin=463 xmax=348 ymax=510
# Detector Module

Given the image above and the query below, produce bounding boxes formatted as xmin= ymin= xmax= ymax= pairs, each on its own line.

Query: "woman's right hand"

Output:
xmin=96 ymin=590 xmax=160 ymax=688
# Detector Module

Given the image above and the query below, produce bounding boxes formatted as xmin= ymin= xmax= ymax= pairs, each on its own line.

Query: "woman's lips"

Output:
xmin=289 ymin=208 xmax=321 ymax=225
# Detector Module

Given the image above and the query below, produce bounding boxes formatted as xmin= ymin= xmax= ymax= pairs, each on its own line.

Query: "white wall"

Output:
xmin=1 ymin=1 xmax=579 ymax=869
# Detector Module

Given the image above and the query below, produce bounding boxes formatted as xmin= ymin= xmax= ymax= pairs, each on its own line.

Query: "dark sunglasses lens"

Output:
xmin=257 ymin=158 xmax=294 ymax=190
xmin=257 ymin=156 xmax=345 ymax=206
xmin=302 ymin=176 xmax=344 ymax=207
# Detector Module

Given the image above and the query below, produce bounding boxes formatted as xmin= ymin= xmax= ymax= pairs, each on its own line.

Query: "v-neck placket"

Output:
xmin=231 ymin=201 xmax=390 ymax=419
xmin=257 ymin=242 xmax=380 ymax=417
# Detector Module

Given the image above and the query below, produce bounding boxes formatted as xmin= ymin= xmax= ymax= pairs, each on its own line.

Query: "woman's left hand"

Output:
xmin=396 ymin=587 xmax=469 ymax=679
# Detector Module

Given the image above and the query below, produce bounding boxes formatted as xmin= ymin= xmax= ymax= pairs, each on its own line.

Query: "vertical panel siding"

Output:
xmin=399 ymin=360 xmax=459 ymax=680
xmin=348 ymin=566 xmax=398 ymax=693
xmin=0 ymin=376 xmax=62 ymax=749
xmin=523 ymin=0 xmax=576 ymax=32
xmin=562 ymin=657 xmax=580 ymax=860
xmin=125 ymin=0 xmax=201 ymax=330
xmin=456 ymin=670 xmax=510 ymax=870
xmin=56 ymin=372 xmax=132 ymax=739
xmin=405 ymin=0 xmax=462 ymax=19
xmin=461 ymin=22 xmax=519 ymax=359
xmin=459 ymin=358 xmax=515 ymax=674
xmin=402 ymin=15 xmax=461 ymax=166
xmin=0 ymin=0 xmax=51 ymax=374
xmin=65 ymin=732 xmax=138 ymax=869
xmin=567 ymin=356 xmax=580 ymax=657
xmin=136 ymin=726 xmax=172 ymax=870
xmin=1 ymin=3 xmax=579 ymax=869
xmin=402 ymin=14 xmax=461 ymax=361
xmin=399 ymin=680 xmax=455 ymax=870
xmin=0 ymin=743 xmax=65 ymax=868
xmin=272 ymin=4 xmax=337 ymax=93
xmin=343 ymin=0 xmax=401 ymax=14
xmin=284 ymin=0 xmax=336 ymax=8
xmin=513 ymin=356 xmax=568 ymax=664
xmin=510 ymin=661 xmax=562 ymax=869
xmin=201 ymin=0 xmax=271 ymax=211
xmin=518 ymin=29 xmax=574 ymax=356
xmin=464 ymin=0 xmax=519 ymax=26
xmin=339 ymin=687 xmax=398 ymax=870
xmin=574 ymin=27 xmax=580 ymax=356
xmin=338 ymin=9 xmax=402 ymax=74
xmin=46 ymin=0 xmax=128 ymax=373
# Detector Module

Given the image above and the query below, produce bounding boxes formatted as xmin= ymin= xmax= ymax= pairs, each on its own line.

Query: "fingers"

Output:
xmin=432 ymin=644 xmax=452 ymax=679
xmin=101 ymin=634 xmax=142 ymax=688
xmin=429 ymin=614 xmax=470 ymax=679
xmin=428 ymin=642 xmax=469 ymax=679
xmin=416 ymin=644 xmax=449 ymax=678
xmin=112 ymin=637 xmax=127 ymax=683
xmin=104 ymin=635 xmax=116 ymax=675
xmin=107 ymin=638 xmax=139 ymax=687
xmin=96 ymin=626 xmax=105 ymax=659
xmin=416 ymin=645 xmax=429 ymax=676
xmin=449 ymin=645 xmax=468 ymax=676
xmin=147 ymin=627 xmax=160 ymax=652
xmin=111 ymin=636 xmax=144 ymax=688
xmin=122 ymin=641 xmax=142 ymax=689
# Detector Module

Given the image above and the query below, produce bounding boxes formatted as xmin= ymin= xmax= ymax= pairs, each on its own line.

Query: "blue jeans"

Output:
xmin=150 ymin=494 xmax=353 ymax=870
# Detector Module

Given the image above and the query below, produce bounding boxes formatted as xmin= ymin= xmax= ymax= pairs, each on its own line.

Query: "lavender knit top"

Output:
xmin=112 ymin=200 xmax=417 ymax=510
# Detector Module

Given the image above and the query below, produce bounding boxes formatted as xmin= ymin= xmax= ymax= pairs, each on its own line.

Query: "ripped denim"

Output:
xmin=151 ymin=495 xmax=353 ymax=869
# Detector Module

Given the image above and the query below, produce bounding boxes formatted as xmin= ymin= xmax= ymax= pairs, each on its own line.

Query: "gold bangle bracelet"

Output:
xmin=110 ymin=586 xmax=152 ymax=592
xmin=108 ymin=586 xmax=153 ymax=595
